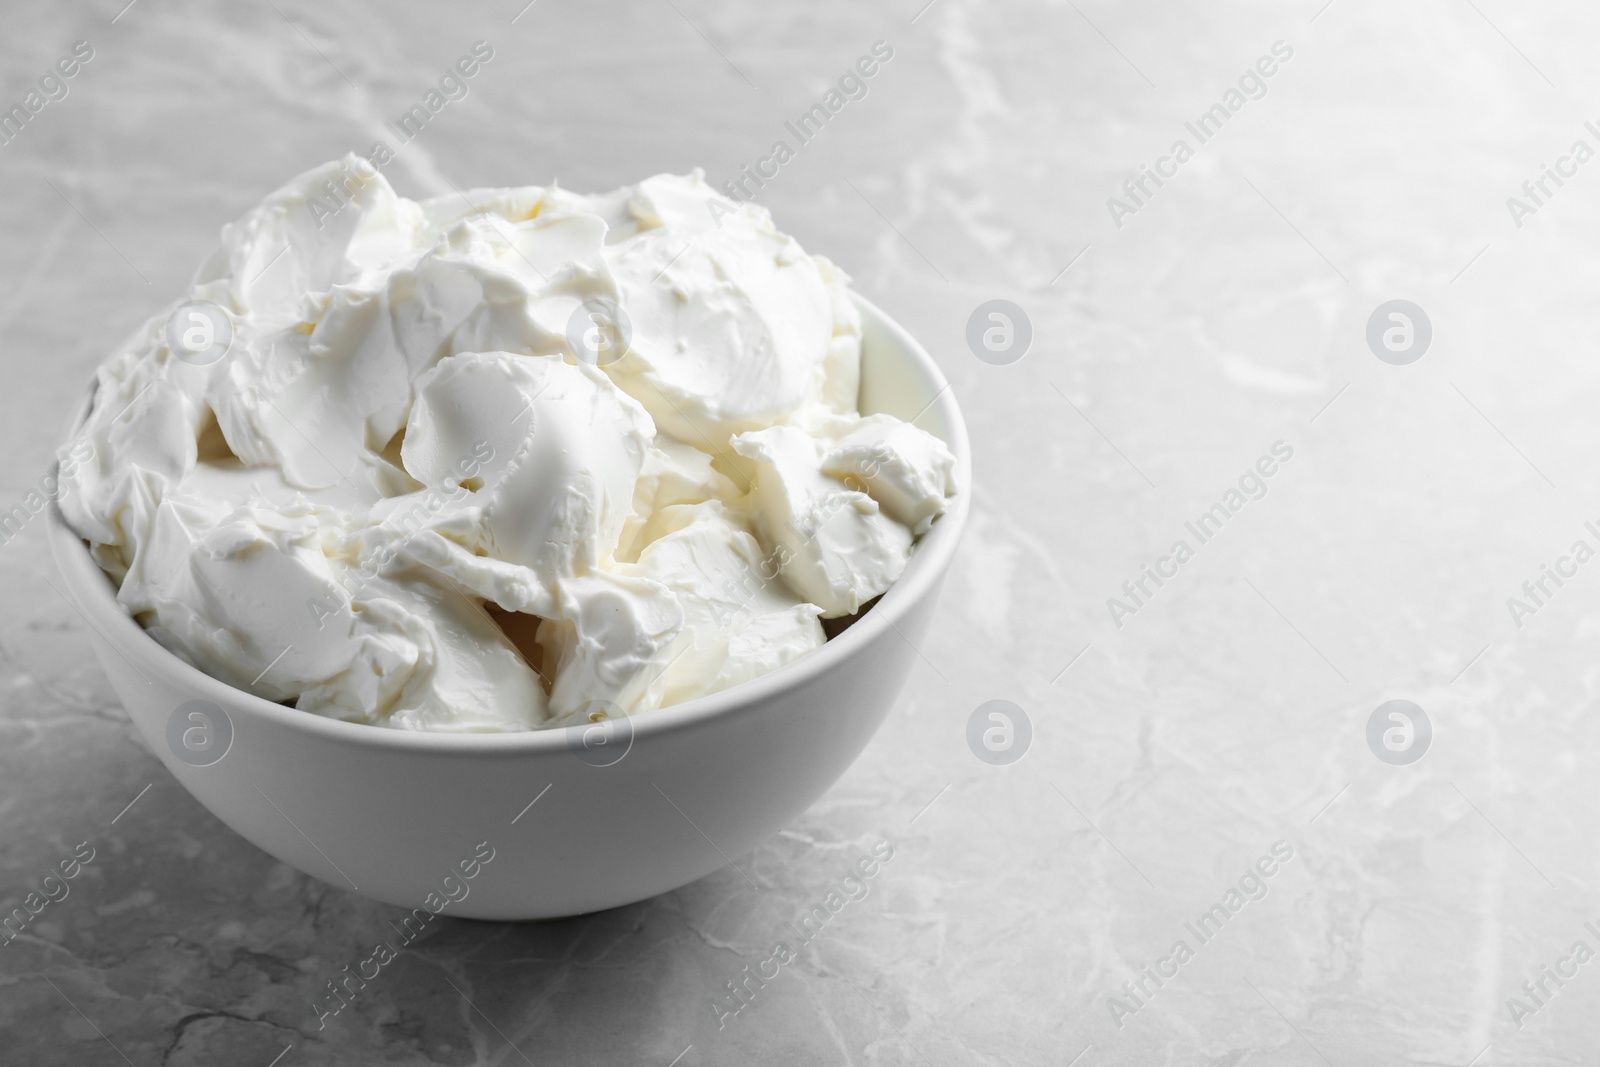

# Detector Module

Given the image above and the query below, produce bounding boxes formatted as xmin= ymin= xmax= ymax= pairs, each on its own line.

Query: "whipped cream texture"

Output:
xmin=58 ymin=157 xmax=957 ymax=731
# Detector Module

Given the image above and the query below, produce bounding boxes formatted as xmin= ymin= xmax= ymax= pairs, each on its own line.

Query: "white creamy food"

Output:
xmin=57 ymin=156 xmax=957 ymax=731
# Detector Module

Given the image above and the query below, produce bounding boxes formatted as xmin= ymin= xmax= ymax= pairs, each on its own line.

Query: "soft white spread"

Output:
xmin=57 ymin=156 xmax=958 ymax=731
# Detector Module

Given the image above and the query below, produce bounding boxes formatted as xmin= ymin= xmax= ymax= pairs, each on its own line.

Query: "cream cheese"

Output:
xmin=56 ymin=155 xmax=958 ymax=731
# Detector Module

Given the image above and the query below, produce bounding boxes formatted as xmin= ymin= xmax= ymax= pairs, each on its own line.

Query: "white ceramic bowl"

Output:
xmin=47 ymin=295 xmax=970 ymax=920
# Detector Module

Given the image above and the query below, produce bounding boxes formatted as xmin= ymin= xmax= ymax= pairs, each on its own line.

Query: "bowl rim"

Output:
xmin=47 ymin=292 xmax=971 ymax=753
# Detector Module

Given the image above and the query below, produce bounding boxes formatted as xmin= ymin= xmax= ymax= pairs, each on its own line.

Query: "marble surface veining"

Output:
xmin=4 ymin=0 xmax=1600 ymax=1063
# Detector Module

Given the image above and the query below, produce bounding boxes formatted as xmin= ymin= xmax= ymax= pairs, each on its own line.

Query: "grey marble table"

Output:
xmin=4 ymin=0 xmax=1599 ymax=1063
